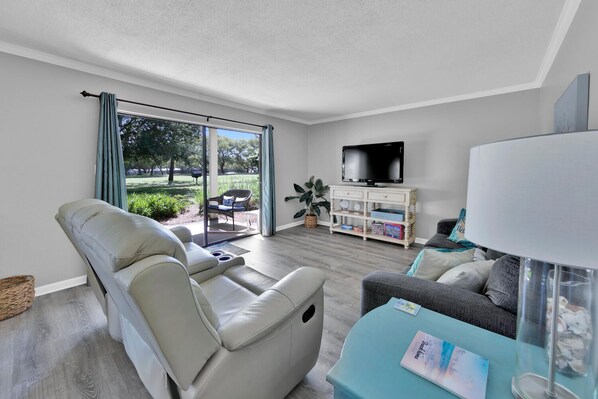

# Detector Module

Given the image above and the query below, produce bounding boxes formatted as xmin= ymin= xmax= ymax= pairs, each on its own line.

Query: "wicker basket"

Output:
xmin=304 ymin=215 xmax=318 ymax=228
xmin=0 ymin=275 xmax=35 ymax=321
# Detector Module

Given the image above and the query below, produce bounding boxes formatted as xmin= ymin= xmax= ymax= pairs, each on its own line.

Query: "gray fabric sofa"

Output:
xmin=361 ymin=218 xmax=517 ymax=338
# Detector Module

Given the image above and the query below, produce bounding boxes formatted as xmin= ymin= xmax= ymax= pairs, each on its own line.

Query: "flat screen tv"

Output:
xmin=342 ymin=141 xmax=404 ymax=185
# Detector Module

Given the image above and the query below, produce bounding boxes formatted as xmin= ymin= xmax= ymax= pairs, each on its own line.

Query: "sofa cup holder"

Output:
xmin=211 ymin=251 xmax=236 ymax=263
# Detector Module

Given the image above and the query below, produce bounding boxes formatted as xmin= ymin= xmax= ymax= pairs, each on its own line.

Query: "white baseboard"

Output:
xmin=317 ymin=220 xmax=331 ymax=227
xmin=276 ymin=220 xmax=304 ymax=231
xmin=35 ymin=275 xmax=87 ymax=297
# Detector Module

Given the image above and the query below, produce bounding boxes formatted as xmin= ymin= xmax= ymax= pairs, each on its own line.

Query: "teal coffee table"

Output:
xmin=327 ymin=298 xmax=516 ymax=399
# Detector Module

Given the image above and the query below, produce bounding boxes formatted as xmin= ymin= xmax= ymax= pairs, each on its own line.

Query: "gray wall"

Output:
xmin=539 ymin=0 xmax=598 ymax=132
xmin=2 ymin=0 xmax=596 ymax=288
xmin=307 ymin=90 xmax=541 ymax=240
xmin=0 ymin=52 xmax=308 ymax=287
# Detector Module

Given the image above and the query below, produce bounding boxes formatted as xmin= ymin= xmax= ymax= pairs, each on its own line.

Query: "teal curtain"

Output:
xmin=95 ymin=92 xmax=127 ymax=210
xmin=261 ymin=125 xmax=275 ymax=236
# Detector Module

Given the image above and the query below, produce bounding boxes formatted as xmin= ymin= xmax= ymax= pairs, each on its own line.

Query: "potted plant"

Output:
xmin=284 ymin=176 xmax=331 ymax=228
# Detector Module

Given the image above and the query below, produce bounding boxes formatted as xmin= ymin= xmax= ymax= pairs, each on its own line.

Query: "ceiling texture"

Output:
xmin=0 ymin=0 xmax=579 ymax=124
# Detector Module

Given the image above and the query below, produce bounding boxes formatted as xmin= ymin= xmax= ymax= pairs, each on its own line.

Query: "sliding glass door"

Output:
xmin=203 ymin=128 xmax=261 ymax=245
xmin=118 ymin=113 xmax=260 ymax=246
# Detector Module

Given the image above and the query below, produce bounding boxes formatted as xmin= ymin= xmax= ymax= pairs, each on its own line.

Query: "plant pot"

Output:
xmin=304 ymin=215 xmax=318 ymax=228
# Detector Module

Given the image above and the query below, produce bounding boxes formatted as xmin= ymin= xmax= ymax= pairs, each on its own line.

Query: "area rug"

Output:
xmin=206 ymin=242 xmax=250 ymax=256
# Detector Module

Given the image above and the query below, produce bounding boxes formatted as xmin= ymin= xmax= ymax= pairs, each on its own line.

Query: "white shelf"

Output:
xmin=330 ymin=226 xmax=365 ymax=238
xmin=331 ymin=210 xmax=367 ymax=219
xmin=330 ymin=185 xmax=416 ymax=249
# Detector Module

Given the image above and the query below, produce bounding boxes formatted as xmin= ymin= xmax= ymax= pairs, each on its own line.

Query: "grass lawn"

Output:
xmin=126 ymin=173 xmax=260 ymax=207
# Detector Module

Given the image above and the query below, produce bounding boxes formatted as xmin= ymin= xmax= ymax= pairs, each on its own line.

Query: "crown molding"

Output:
xmin=534 ymin=0 xmax=582 ymax=86
xmin=307 ymin=0 xmax=582 ymax=126
xmin=307 ymin=82 xmax=539 ymax=125
xmin=0 ymin=0 xmax=581 ymax=127
xmin=0 ymin=41 xmax=310 ymax=125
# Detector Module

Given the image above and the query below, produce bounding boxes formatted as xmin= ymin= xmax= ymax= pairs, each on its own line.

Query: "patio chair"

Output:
xmin=207 ymin=189 xmax=252 ymax=230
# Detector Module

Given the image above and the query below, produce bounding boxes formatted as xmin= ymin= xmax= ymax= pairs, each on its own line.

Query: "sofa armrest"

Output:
xmin=361 ymin=271 xmax=516 ymax=338
xmin=168 ymin=225 xmax=192 ymax=243
xmin=218 ymin=267 xmax=325 ymax=350
xmin=436 ymin=218 xmax=458 ymax=236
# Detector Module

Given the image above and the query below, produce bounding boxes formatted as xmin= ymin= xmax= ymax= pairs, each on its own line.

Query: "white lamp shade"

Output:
xmin=465 ymin=130 xmax=598 ymax=269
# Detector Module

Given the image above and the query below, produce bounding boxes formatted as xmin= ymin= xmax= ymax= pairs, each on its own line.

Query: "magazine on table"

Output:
xmin=394 ymin=298 xmax=421 ymax=316
xmin=400 ymin=331 xmax=489 ymax=399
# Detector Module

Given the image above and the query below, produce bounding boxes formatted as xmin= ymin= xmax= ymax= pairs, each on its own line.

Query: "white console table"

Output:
xmin=329 ymin=185 xmax=416 ymax=248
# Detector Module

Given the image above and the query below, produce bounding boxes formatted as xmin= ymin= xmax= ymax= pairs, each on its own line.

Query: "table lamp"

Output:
xmin=465 ymin=131 xmax=597 ymax=399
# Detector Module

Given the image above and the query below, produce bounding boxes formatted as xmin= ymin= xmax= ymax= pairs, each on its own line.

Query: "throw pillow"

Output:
xmin=406 ymin=248 xmax=475 ymax=280
xmin=223 ymin=195 xmax=235 ymax=206
xmin=447 ymin=208 xmax=476 ymax=248
xmin=437 ymin=260 xmax=495 ymax=293
xmin=484 ymin=255 xmax=521 ymax=314
xmin=473 ymin=247 xmax=487 ymax=262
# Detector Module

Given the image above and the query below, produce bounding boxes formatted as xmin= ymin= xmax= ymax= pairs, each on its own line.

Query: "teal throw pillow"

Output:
xmin=448 ymin=208 xmax=476 ymax=248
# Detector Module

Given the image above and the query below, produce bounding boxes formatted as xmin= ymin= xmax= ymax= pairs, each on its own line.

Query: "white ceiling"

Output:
xmin=0 ymin=1 xmax=578 ymax=124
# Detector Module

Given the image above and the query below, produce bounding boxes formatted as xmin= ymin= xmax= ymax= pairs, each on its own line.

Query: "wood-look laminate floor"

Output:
xmin=0 ymin=225 xmax=420 ymax=399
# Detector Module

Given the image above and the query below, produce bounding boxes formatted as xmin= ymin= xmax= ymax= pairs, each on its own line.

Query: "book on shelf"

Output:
xmin=400 ymin=331 xmax=489 ymax=399
xmin=371 ymin=222 xmax=384 ymax=235
xmin=384 ymin=223 xmax=404 ymax=239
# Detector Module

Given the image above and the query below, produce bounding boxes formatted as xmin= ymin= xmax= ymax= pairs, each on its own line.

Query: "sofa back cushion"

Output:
xmin=484 ymin=255 xmax=520 ymax=314
xmin=80 ymin=211 xmax=188 ymax=272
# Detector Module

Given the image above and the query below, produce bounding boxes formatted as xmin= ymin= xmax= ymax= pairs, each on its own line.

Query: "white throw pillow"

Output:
xmin=437 ymin=260 xmax=495 ymax=293
xmin=473 ymin=247 xmax=487 ymax=262
xmin=410 ymin=248 xmax=475 ymax=280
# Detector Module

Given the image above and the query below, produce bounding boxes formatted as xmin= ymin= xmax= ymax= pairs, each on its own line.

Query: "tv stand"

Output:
xmin=329 ymin=185 xmax=416 ymax=248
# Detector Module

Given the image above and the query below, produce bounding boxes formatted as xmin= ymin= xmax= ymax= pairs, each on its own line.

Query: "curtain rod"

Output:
xmin=80 ymin=91 xmax=268 ymax=129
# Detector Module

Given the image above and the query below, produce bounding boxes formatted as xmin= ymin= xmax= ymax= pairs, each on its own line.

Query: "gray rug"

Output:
xmin=206 ymin=242 xmax=250 ymax=256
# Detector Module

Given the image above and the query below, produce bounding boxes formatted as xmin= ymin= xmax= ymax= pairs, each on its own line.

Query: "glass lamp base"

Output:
xmin=512 ymin=374 xmax=579 ymax=399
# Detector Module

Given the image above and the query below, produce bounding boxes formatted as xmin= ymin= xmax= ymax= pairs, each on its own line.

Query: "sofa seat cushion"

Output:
xmin=208 ymin=204 xmax=246 ymax=212
xmin=199 ymin=275 xmax=258 ymax=327
xmin=184 ymin=242 xmax=219 ymax=275
xmin=224 ymin=265 xmax=278 ymax=295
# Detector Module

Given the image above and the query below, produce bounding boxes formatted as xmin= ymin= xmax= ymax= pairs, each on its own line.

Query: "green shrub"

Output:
xmin=128 ymin=193 xmax=188 ymax=220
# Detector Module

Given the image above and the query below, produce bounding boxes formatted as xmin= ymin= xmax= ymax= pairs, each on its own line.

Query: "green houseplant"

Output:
xmin=284 ymin=176 xmax=331 ymax=228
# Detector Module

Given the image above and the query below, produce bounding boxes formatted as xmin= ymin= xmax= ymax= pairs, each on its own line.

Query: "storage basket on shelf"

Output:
xmin=0 ymin=275 xmax=35 ymax=321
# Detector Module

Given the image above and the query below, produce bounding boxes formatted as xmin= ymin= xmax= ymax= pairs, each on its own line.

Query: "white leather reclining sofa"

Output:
xmin=56 ymin=199 xmax=325 ymax=399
